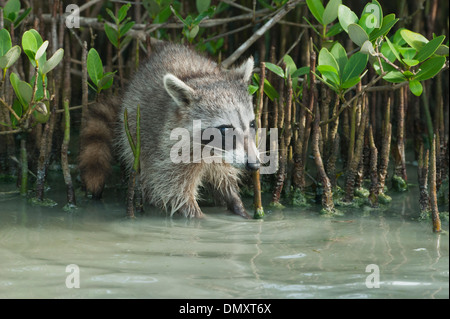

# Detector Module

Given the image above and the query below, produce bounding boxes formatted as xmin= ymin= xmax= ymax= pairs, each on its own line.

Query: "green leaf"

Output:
xmin=403 ymin=70 xmax=414 ymax=77
xmin=87 ymin=48 xmax=103 ymax=86
xmin=21 ymin=30 xmax=38 ymax=61
xmin=252 ymin=74 xmax=280 ymax=101
xmin=0 ymin=29 xmax=12 ymax=56
xmin=359 ymin=13 xmax=377 ymax=35
xmin=400 ymin=29 xmax=429 ymax=51
xmin=185 ymin=25 xmax=199 ymax=39
xmin=362 ymin=0 xmax=383 ymax=29
xmin=119 ymin=35 xmax=133 ymax=49
xmin=385 ymin=36 xmax=402 ymax=62
xmin=313 ymin=71 xmax=339 ymax=92
xmin=21 ymin=29 xmax=45 ymax=67
xmin=12 ymin=7 xmax=31 ymax=27
xmin=0 ymin=45 xmax=21 ymax=69
xmin=435 ymin=44 xmax=449 ymax=56
xmin=263 ymin=78 xmax=279 ymax=101
xmin=409 ymin=80 xmax=423 ymax=96
xmin=98 ymin=72 xmax=115 ymax=91
xmin=4 ymin=0 xmax=20 ymax=21
xmin=318 ymin=47 xmax=340 ymax=72
xmin=415 ymin=56 xmax=446 ymax=82
xmin=11 ymin=99 xmax=22 ymax=127
xmin=0 ymin=121 xmax=13 ymax=128
xmin=342 ymin=52 xmax=368 ymax=84
xmin=283 ymin=55 xmax=297 ymax=75
xmin=323 ymin=0 xmax=341 ymax=26
xmin=306 ymin=0 xmax=324 ymax=25
xmin=10 ymin=72 xmax=30 ymax=109
xmin=369 ymin=14 xmax=398 ymax=41
xmin=9 ymin=72 xmax=20 ymax=98
xmin=265 ymin=62 xmax=285 ymax=78
xmin=337 ymin=4 xmax=358 ymax=33
xmin=248 ymin=84 xmax=258 ymax=95
xmin=256 ymin=0 xmax=275 ymax=11
xmin=185 ymin=15 xmax=194 ymax=26
xmin=28 ymin=29 xmax=44 ymax=47
xmin=342 ymin=76 xmax=361 ymax=89
xmin=104 ymin=23 xmax=119 ymax=48
xmin=291 ymin=66 xmax=310 ymax=78
xmin=393 ymin=28 xmax=407 ymax=45
xmin=143 ymin=0 xmax=160 ymax=18
xmin=325 ymin=22 xmax=344 ymax=37
xmin=193 ymin=6 xmax=216 ymax=25
xmin=41 ymin=48 xmax=64 ymax=75
xmin=117 ymin=3 xmax=131 ymax=23
xmin=348 ymin=23 xmax=369 ymax=47
xmin=399 ymin=47 xmax=417 ymax=60
xmin=119 ymin=21 xmax=135 ymax=37
xmin=383 ymin=71 xmax=406 ymax=83
xmin=330 ymin=42 xmax=347 ymax=77
xmin=170 ymin=5 xmax=186 ymax=25
xmin=196 ymin=0 xmax=211 ymax=13
xmin=154 ymin=6 xmax=172 ymax=23
xmin=415 ymin=35 xmax=445 ymax=62
xmin=105 ymin=8 xmax=118 ymax=24
xmin=18 ymin=81 xmax=32 ymax=105
xmin=402 ymin=59 xmax=419 ymax=67
xmin=317 ymin=65 xmax=340 ymax=86
xmin=35 ymin=40 xmax=48 ymax=62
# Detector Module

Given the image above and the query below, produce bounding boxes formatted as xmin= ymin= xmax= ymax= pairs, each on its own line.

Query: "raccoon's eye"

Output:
xmin=250 ymin=120 xmax=256 ymax=129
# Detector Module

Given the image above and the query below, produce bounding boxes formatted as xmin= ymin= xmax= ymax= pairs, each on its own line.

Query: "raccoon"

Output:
xmin=80 ymin=43 xmax=259 ymax=218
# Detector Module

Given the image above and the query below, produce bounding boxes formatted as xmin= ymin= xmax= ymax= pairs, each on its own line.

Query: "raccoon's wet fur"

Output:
xmin=79 ymin=43 xmax=258 ymax=218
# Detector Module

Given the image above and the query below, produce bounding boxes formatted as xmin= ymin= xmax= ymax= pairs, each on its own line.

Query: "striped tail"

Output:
xmin=78 ymin=97 xmax=120 ymax=199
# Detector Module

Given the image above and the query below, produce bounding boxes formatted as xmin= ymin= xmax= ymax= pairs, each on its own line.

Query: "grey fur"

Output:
xmin=116 ymin=43 xmax=257 ymax=218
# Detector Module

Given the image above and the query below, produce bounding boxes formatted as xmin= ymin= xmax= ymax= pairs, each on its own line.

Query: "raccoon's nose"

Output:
xmin=246 ymin=160 xmax=260 ymax=171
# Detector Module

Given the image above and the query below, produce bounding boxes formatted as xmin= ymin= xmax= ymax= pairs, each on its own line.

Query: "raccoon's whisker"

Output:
xmin=191 ymin=142 xmax=230 ymax=156
xmin=256 ymin=137 xmax=264 ymax=149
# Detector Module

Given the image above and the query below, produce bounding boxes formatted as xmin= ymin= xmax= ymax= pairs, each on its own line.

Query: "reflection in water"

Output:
xmin=0 ymin=178 xmax=448 ymax=299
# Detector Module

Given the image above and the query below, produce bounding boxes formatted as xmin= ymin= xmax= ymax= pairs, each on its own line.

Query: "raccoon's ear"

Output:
xmin=163 ymin=74 xmax=195 ymax=107
xmin=235 ymin=56 xmax=254 ymax=83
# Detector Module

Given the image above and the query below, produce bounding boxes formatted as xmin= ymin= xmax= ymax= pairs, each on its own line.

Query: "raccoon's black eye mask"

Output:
xmin=201 ymin=125 xmax=235 ymax=149
xmin=201 ymin=120 xmax=256 ymax=150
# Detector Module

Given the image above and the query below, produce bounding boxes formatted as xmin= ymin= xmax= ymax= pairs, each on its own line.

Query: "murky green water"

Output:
xmin=0 ymin=172 xmax=448 ymax=299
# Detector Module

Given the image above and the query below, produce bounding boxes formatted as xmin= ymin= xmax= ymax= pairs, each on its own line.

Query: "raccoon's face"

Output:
xmin=164 ymin=57 xmax=260 ymax=171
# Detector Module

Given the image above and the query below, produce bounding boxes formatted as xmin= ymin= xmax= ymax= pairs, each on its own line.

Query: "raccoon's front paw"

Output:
xmin=226 ymin=196 xmax=251 ymax=219
xmin=233 ymin=207 xmax=251 ymax=219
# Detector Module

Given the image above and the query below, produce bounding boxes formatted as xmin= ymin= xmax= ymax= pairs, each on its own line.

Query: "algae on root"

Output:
xmin=392 ymin=174 xmax=408 ymax=192
xmin=268 ymin=201 xmax=285 ymax=209
xmin=29 ymin=197 xmax=57 ymax=207
xmin=290 ymin=187 xmax=312 ymax=207
xmin=378 ymin=193 xmax=392 ymax=205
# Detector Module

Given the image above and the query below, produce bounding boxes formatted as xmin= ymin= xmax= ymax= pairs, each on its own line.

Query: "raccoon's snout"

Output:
xmin=246 ymin=159 xmax=260 ymax=171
